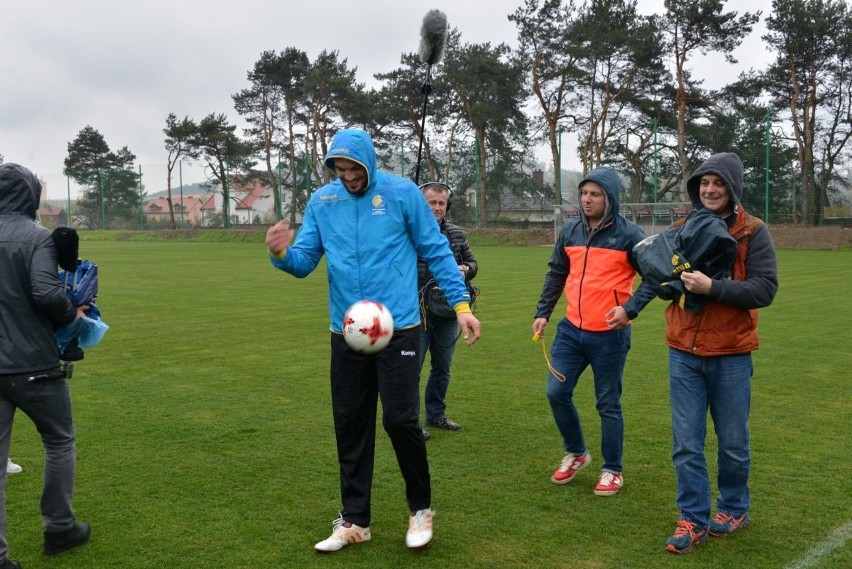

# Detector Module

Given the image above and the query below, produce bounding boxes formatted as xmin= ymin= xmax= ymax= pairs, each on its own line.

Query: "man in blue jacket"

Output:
xmin=266 ymin=129 xmax=481 ymax=553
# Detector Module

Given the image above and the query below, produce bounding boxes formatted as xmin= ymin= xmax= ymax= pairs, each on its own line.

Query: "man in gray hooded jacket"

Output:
xmin=663 ymin=153 xmax=777 ymax=554
xmin=0 ymin=163 xmax=91 ymax=568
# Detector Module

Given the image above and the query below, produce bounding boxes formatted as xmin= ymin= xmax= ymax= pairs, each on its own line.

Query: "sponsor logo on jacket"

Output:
xmin=372 ymin=195 xmax=386 ymax=216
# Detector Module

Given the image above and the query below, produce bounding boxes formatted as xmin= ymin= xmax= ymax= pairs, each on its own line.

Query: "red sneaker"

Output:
xmin=550 ymin=452 xmax=591 ymax=484
xmin=594 ymin=471 xmax=623 ymax=496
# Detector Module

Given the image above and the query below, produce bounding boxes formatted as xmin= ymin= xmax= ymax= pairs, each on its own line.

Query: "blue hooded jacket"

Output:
xmin=270 ymin=129 xmax=470 ymax=332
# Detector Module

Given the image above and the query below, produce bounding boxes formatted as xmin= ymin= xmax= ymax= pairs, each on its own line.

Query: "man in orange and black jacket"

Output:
xmin=532 ymin=166 xmax=655 ymax=497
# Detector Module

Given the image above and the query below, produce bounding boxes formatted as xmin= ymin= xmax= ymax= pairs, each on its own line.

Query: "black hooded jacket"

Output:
xmin=0 ymin=163 xmax=76 ymax=375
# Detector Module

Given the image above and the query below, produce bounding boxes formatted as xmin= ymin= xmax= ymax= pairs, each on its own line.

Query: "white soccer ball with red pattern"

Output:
xmin=342 ymin=300 xmax=394 ymax=354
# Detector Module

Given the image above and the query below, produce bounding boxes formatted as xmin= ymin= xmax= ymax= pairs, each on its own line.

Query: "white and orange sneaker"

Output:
xmin=594 ymin=471 xmax=623 ymax=496
xmin=406 ymin=509 xmax=434 ymax=549
xmin=551 ymin=452 xmax=591 ymax=484
xmin=314 ymin=514 xmax=371 ymax=553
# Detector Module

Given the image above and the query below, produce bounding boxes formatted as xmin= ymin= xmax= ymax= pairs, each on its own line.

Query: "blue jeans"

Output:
xmin=0 ymin=374 xmax=78 ymax=560
xmin=545 ymin=318 xmax=630 ymax=473
xmin=418 ymin=317 xmax=459 ymax=424
xmin=669 ymin=348 xmax=752 ymax=526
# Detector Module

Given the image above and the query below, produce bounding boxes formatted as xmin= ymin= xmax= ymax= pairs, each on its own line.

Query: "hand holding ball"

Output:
xmin=342 ymin=301 xmax=394 ymax=354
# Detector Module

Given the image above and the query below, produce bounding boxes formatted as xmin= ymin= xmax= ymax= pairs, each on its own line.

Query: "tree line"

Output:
xmin=61 ymin=0 xmax=851 ymax=229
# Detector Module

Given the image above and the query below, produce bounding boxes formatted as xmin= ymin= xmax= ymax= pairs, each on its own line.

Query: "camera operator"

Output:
xmin=0 ymin=163 xmax=91 ymax=568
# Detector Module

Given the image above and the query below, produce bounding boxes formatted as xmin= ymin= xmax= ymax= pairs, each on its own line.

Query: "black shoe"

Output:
xmin=44 ymin=522 xmax=91 ymax=555
xmin=421 ymin=428 xmax=430 ymax=441
xmin=428 ymin=417 xmax=461 ymax=431
xmin=1 ymin=559 xmax=22 ymax=569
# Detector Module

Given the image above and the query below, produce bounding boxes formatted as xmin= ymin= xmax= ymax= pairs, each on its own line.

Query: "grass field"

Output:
xmin=5 ymin=241 xmax=851 ymax=568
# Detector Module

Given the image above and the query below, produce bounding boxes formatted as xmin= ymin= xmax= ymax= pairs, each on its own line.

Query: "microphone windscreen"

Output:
xmin=419 ymin=10 xmax=448 ymax=65
xmin=52 ymin=226 xmax=80 ymax=272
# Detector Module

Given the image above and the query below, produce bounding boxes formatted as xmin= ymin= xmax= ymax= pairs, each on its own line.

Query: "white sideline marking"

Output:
xmin=784 ymin=520 xmax=852 ymax=569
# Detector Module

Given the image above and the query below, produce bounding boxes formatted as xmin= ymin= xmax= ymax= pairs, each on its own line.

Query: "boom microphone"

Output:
xmin=414 ymin=9 xmax=448 ymax=185
xmin=419 ymin=10 xmax=448 ymax=66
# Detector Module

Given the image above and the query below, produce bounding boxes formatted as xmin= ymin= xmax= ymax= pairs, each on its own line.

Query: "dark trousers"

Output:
xmin=0 ymin=373 xmax=78 ymax=560
xmin=330 ymin=327 xmax=430 ymax=527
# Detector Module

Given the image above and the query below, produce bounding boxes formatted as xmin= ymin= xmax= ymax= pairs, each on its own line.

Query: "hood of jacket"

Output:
xmin=578 ymin=166 xmax=621 ymax=226
xmin=323 ymin=129 xmax=378 ymax=194
xmin=0 ymin=163 xmax=41 ymax=219
xmin=687 ymin=152 xmax=743 ymax=211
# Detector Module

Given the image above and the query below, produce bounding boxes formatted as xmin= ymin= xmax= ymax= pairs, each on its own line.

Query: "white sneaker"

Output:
xmin=6 ymin=460 xmax=22 ymax=474
xmin=314 ymin=514 xmax=370 ymax=553
xmin=406 ymin=509 xmax=434 ymax=549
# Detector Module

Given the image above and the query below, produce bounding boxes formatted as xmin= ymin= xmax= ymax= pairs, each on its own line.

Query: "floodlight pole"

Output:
xmin=765 ymin=108 xmax=771 ymax=225
xmin=138 ymin=165 xmax=144 ymax=230
xmin=98 ymin=169 xmax=105 ymax=230
xmin=179 ymin=160 xmax=185 ymax=228
xmin=66 ymin=176 xmax=72 ymax=226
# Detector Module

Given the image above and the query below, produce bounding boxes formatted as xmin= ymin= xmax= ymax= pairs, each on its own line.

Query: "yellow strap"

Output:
xmin=531 ymin=333 xmax=566 ymax=383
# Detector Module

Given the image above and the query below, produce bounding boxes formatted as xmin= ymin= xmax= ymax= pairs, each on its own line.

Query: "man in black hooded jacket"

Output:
xmin=0 ymin=163 xmax=91 ymax=568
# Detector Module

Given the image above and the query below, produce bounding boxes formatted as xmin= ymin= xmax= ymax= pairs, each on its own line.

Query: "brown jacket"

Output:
xmin=665 ymin=208 xmax=774 ymax=356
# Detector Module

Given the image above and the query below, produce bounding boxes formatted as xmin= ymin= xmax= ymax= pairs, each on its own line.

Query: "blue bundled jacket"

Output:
xmin=270 ymin=129 xmax=471 ymax=332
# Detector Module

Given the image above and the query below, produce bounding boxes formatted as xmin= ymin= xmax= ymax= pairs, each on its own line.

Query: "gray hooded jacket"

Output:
xmin=684 ymin=152 xmax=778 ymax=311
xmin=0 ymin=163 xmax=76 ymax=375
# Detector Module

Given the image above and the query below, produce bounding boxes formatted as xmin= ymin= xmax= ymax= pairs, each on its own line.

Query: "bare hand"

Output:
xmin=457 ymin=312 xmax=481 ymax=346
xmin=681 ymin=270 xmax=712 ymax=295
xmin=605 ymin=305 xmax=630 ymax=330
xmin=532 ymin=317 xmax=548 ymax=338
xmin=266 ymin=220 xmax=295 ymax=257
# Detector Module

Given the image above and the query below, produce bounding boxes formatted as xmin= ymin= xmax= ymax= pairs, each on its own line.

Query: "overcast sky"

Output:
xmin=1 ymin=0 xmax=772 ymax=200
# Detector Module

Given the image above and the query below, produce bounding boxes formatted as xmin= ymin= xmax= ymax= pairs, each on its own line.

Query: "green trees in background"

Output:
xmin=659 ymin=0 xmax=761 ymax=199
xmin=64 ymin=126 xmax=142 ymax=229
xmin=163 ymin=114 xmax=200 ymax=229
xmin=62 ymin=0 xmax=852 ymax=227
xmin=764 ymin=0 xmax=852 ymax=225
xmin=230 ymin=48 xmax=362 ymax=223
xmin=441 ymin=31 xmax=530 ymax=227
xmin=191 ymin=113 xmax=256 ymax=228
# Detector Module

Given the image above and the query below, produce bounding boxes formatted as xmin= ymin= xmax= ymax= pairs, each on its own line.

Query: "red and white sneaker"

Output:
xmin=406 ymin=509 xmax=434 ymax=549
xmin=314 ymin=515 xmax=371 ymax=553
xmin=550 ymin=452 xmax=591 ymax=484
xmin=594 ymin=471 xmax=623 ymax=496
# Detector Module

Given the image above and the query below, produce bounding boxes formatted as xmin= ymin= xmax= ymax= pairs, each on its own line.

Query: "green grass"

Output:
xmin=6 ymin=242 xmax=851 ymax=568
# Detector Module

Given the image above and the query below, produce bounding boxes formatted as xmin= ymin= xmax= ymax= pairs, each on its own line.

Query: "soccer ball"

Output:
xmin=342 ymin=300 xmax=394 ymax=354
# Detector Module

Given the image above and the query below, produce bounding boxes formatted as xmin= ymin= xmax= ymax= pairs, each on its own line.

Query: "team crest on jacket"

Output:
xmin=371 ymin=195 xmax=386 ymax=215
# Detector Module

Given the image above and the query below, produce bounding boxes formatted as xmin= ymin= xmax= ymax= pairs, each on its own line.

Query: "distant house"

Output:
xmin=144 ymin=195 xmax=206 ymax=226
xmin=200 ymin=195 xmax=217 ymax=226
xmin=36 ymin=206 xmax=67 ymax=229
xmin=206 ymin=177 xmax=277 ymax=226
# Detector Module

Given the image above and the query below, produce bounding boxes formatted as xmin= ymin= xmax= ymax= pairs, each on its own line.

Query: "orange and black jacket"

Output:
xmin=535 ymin=167 xmax=656 ymax=332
